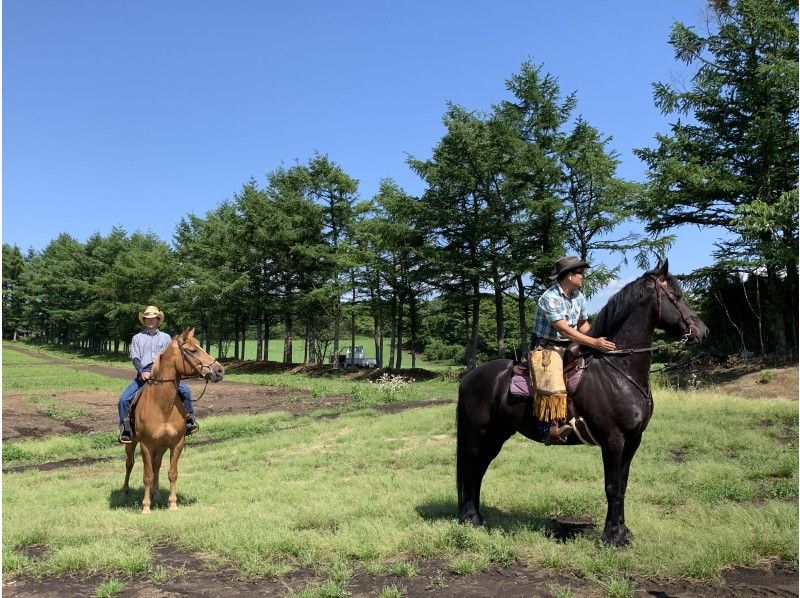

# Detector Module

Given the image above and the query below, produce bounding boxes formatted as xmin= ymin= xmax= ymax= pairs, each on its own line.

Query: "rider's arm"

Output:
xmin=552 ymin=319 xmax=616 ymax=352
xmin=130 ymin=335 xmax=150 ymax=379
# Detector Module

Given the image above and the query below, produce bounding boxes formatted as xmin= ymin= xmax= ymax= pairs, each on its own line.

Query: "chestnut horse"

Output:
xmin=456 ymin=261 xmax=709 ymax=545
xmin=122 ymin=328 xmax=224 ymax=512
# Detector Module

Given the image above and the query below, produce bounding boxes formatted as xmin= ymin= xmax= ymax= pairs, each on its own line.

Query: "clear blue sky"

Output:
xmin=3 ymin=1 xmax=726 ymax=309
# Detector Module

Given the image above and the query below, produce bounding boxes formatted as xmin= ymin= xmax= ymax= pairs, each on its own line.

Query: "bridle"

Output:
xmin=598 ymin=276 xmax=699 ymax=399
xmin=147 ymin=339 xmax=221 ymax=401
xmin=603 ymin=276 xmax=697 ymax=357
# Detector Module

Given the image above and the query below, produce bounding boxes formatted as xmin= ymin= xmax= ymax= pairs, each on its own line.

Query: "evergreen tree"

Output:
xmin=634 ymin=0 xmax=798 ymax=355
xmin=2 ymin=244 xmax=27 ymax=339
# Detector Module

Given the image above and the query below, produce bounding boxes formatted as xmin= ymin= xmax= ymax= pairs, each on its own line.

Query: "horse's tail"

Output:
xmin=456 ymin=383 xmax=471 ymax=508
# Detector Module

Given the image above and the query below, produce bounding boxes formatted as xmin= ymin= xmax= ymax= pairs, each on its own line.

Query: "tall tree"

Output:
xmin=304 ymin=153 xmax=360 ymax=367
xmin=2 ymin=244 xmax=27 ymax=340
xmin=560 ymin=118 xmax=672 ymax=293
xmin=634 ymin=0 xmax=798 ymax=355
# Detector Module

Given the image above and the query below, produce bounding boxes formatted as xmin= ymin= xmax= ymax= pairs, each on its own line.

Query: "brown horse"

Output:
xmin=122 ymin=328 xmax=224 ymax=513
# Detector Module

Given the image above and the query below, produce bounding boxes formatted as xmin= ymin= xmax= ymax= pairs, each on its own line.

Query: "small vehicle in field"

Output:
xmin=330 ymin=345 xmax=377 ymax=367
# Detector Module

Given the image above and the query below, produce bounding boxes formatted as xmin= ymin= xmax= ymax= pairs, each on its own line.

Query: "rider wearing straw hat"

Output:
xmin=530 ymin=257 xmax=616 ymax=444
xmin=116 ymin=305 xmax=198 ymax=443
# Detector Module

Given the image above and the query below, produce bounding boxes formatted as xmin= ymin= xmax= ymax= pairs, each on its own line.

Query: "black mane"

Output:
xmin=589 ymin=270 xmax=682 ymax=338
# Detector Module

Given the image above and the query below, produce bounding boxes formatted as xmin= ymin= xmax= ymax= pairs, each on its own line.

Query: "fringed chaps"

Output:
xmin=528 ymin=347 xmax=568 ymax=421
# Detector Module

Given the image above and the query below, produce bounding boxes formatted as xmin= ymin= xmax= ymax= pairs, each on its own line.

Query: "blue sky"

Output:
xmin=4 ymin=1 xmax=725 ymax=310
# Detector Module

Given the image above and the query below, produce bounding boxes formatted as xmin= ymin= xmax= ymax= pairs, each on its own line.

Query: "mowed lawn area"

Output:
xmin=3 ymin=351 xmax=797 ymax=596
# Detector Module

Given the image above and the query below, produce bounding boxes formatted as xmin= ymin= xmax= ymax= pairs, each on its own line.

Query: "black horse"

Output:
xmin=456 ymin=261 xmax=709 ymax=546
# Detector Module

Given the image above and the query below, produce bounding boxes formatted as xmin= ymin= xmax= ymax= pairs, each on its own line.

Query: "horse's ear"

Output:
xmin=654 ymin=258 xmax=669 ymax=278
xmin=178 ymin=328 xmax=191 ymax=342
xmin=187 ymin=327 xmax=196 ymax=339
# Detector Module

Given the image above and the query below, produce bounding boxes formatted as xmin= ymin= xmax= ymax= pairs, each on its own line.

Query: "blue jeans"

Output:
xmin=118 ymin=377 xmax=194 ymax=425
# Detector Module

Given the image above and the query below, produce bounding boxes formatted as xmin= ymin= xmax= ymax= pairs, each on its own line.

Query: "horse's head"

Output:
xmin=174 ymin=328 xmax=225 ymax=382
xmin=648 ymin=260 xmax=709 ymax=345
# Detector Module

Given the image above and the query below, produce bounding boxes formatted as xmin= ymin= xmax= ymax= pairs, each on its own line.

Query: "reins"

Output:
xmin=146 ymin=340 xmax=219 ymax=402
xmin=594 ymin=275 xmax=697 ymax=400
xmin=602 ymin=276 xmax=696 ymax=356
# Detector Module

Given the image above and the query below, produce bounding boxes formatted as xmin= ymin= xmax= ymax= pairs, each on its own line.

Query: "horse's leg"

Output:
xmin=122 ymin=441 xmax=137 ymax=495
xmin=139 ymin=444 xmax=155 ymax=514
xmin=600 ymin=433 xmax=628 ymax=546
xmin=167 ymin=438 xmax=186 ymax=511
xmin=459 ymin=427 xmax=513 ymax=526
xmin=151 ymin=447 xmax=167 ymax=505
xmin=615 ymin=433 xmax=643 ymax=543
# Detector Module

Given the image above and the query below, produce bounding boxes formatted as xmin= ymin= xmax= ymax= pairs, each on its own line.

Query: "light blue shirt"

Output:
xmin=532 ymin=283 xmax=587 ymax=342
xmin=130 ymin=329 xmax=171 ymax=371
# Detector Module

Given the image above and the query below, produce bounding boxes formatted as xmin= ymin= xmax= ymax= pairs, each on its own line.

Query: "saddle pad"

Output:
xmin=509 ymin=374 xmax=531 ymax=397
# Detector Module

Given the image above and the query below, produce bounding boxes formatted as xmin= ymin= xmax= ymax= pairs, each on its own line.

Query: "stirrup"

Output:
xmin=545 ymin=423 xmax=572 ymax=445
xmin=185 ymin=419 xmax=199 ymax=435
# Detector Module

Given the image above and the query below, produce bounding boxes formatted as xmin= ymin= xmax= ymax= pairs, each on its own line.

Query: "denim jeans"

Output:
xmin=118 ymin=377 xmax=194 ymax=425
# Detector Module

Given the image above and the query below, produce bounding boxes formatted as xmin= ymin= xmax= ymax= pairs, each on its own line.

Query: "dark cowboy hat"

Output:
xmin=551 ymin=256 xmax=590 ymax=279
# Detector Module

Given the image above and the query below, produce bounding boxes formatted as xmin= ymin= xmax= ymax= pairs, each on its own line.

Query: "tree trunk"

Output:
xmin=467 ymin=280 xmax=481 ymax=370
xmin=256 ymin=313 xmax=264 ymax=361
xmin=388 ymin=293 xmax=397 ymax=369
xmin=409 ymin=292 xmax=417 ymax=368
xmin=516 ymin=274 xmax=528 ymax=357
xmin=395 ymin=293 xmax=404 ymax=369
xmin=493 ymin=264 xmax=505 ymax=359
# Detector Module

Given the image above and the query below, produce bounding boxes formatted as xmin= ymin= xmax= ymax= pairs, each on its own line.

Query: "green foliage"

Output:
xmin=635 ymin=0 xmax=798 ymax=356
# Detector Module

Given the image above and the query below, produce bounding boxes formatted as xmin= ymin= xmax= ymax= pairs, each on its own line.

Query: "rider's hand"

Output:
xmin=594 ymin=337 xmax=616 ymax=352
xmin=140 ymin=371 xmax=151 ymax=381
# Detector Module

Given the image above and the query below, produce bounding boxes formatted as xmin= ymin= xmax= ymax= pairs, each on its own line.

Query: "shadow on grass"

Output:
xmin=416 ymin=500 xmax=597 ymax=542
xmin=108 ymin=488 xmax=198 ymax=511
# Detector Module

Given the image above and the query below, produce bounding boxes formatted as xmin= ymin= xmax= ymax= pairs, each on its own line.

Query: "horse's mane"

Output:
xmin=150 ymin=336 xmax=178 ymax=377
xmin=590 ymin=269 xmax=682 ymax=338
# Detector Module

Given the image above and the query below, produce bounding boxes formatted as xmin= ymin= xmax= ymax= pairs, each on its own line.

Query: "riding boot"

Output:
xmin=546 ymin=421 xmax=572 ymax=445
xmin=118 ymin=418 xmax=133 ymax=444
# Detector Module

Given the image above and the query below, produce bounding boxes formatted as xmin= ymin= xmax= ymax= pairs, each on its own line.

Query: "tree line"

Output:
xmin=4 ymin=1 xmax=797 ymax=364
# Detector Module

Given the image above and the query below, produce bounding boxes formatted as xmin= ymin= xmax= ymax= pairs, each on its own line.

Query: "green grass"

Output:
xmin=2 ymin=347 xmax=126 ymax=393
xmin=3 ymin=387 xmax=797 ymax=592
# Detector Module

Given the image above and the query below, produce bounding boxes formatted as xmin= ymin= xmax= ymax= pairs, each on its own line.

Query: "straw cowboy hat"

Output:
xmin=138 ymin=305 xmax=165 ymax=326
xmin=551 ymin=256 xmax=590 ymax=280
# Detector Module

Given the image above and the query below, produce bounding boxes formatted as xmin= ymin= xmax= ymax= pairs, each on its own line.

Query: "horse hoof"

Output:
xmin=601 ymin=529 xmax=632 ymax=548
xmin=459 ymin=513 xmax=484 ymax=527
xmin=168 ymin=504 xmax=178 ymax=511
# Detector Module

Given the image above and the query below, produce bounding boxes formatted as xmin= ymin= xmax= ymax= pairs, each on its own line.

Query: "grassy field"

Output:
xmin=2 ymin=354 xmax=798 ymax=597
xmin=2 ymin=346 xmax=127 ymax=393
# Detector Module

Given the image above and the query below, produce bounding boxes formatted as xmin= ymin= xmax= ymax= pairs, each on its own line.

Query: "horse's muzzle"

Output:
xmin=690 ymin=318 xmax=710 ymax=344
xmin=205 ymin=363 xmax=225 ymax=383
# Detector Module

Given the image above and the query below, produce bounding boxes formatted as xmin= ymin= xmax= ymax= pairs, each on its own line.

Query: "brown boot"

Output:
xmin=546 ymin=421 xmax=572 ymax=445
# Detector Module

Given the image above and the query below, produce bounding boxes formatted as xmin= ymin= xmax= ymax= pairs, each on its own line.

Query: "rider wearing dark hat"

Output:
xmin=530 ymin=257 xmax=616 ymax=444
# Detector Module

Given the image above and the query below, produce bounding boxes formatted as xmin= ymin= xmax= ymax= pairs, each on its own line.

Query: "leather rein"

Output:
xmin=146 ymin=340 xmax=220 ymax=402
xmin=603 ymin=276 xmax=697 ymax=356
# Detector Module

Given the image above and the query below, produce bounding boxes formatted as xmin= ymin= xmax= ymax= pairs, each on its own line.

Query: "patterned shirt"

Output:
xmin=130 ymin=329 xmax=172 ymax=372
xmin=532 ymin=283 xmax=588 ymax=342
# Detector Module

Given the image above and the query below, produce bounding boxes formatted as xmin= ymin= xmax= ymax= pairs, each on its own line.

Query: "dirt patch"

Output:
xmin=3 ymin=543 xmax=797 ymax=597
xmin=660 ymin=354 xmax=798 ymax=400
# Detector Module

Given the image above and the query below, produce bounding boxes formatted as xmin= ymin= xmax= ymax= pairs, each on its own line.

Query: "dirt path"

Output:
xmin=3 ymin=346 xmax=797 ymax=597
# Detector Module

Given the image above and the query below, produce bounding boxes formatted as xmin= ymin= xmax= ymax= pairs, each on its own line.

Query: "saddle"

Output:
xmin=510 ymin=345 xmax=597 ymax=445
xmin=125 ymin=384 xmax=190 ymax=436
xmin=511 ymin=344 xmax=591 ymax=397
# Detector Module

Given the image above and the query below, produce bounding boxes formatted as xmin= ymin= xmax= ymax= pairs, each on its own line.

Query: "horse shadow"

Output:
xmin=416 ymin=500 xmax=597 ymax=543
xmin=108 ymin=488 xmax=198 ymax=511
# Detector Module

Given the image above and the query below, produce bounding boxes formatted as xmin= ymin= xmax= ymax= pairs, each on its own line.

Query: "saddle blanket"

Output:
xmin=509 ymin=373 xmax=531 ymax=397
